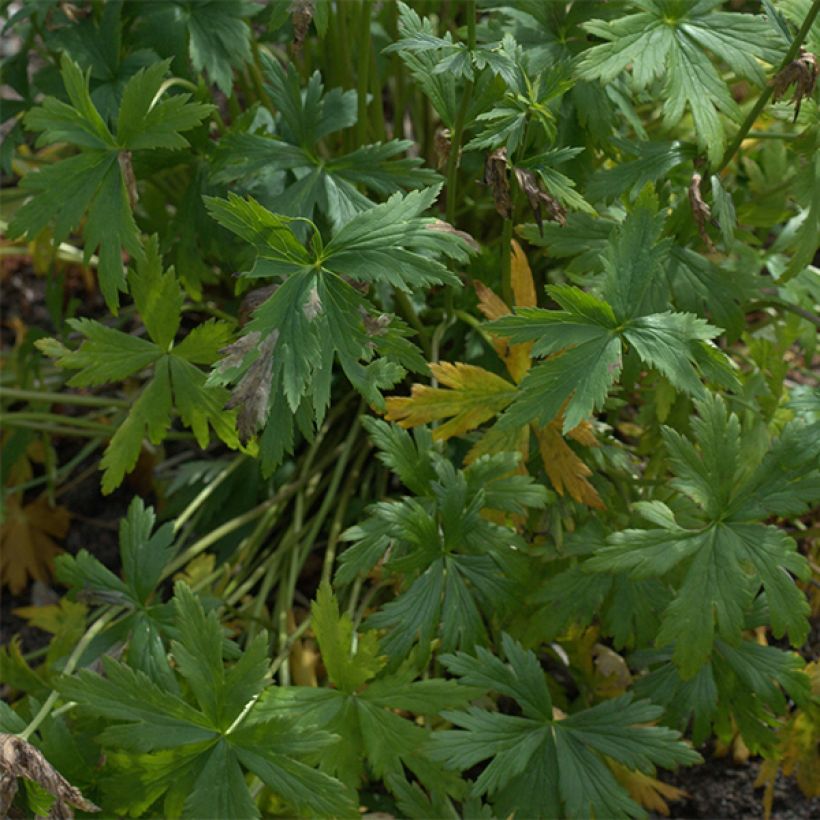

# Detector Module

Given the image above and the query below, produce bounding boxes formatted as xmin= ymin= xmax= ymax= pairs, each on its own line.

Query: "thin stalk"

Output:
xmin=0 ymin=412 xmax=116 ymax=431
xmin=442 ymin=1 xmax=477 ymax=322
xmin=356 ymin=0 xmax=375 ymax=146
xmin=321 ymin=440 xmax=371 ymax=586
xmin=19 ymin=606 xmax=123 ymax=741
xmin=0 ymin=387 xmax=129 ymax=408
xmin=369 ymin=37 xmax=387 ymax=142
xmin=0 ymin=420 xmax=106 ymax=438
xmin=715 ymin=0 xmax=820 ymax=173
xmin=393 ymin=290 xmax=432 ymax=359
xmin=173 ymin=456 xmax=244 ymax=534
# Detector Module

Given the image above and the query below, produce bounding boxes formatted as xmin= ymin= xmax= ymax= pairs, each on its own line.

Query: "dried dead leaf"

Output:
xmin=772 ymin=48 xmax=818 ymax=122
xmin=0 ymin=733 xmax=100 ymax=818
xmin=223 ymin=331 xmax=278 ymax=444
xmin=535 ymin=423 xmax=604 ymax=509
xmin=117 ymin=151 xmax=138 ymax=211
xmin=513 ymin=167 xmax=566 ymax=233
xmin=290 ymin=0 xmax=314 ymax=52
xmin=688 ymin=172 xmax=715 ymax=252
xmin=484 ymin=148 xmax=511 ymax=218
xmin=0 ymin=494 xmax=69 ymax=594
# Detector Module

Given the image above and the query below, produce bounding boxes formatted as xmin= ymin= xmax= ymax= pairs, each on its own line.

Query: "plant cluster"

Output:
xmin=1 ymin=1 xmax=819 ymax=818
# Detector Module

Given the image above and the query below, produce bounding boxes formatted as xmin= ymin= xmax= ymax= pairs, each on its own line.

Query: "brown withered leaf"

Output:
xmin=117 ymin=151 xmax=138 ymax=211
xmin=688 ymin=172 xmax=715 ymax=252
xmin=609 ymin=760 xmax=688 ymax=817
xmin=224 ymin=331 xmax=278 ymax=443
xmin=0 ymin=733 xmax=100 ymax=818
xmin=238 ymin=284 xmax=278 ymax=326
xmin=484 ymin=148 xmax=511 ymax=218
xmin=426 ymin=219 xmax=480 ymax=251
xmin=434 ymin=127 xmax=451 ymax=169
xmin=291 ymin=0 xmax=314 ymax=52
xmin=404 ymin=242 xmax=602 ymax=507
xmin=0 ymin=494 xmax=69 ymax=594
xmin=772 ymin=48 xmax=818 ymax=122
xmin=513 ymin=167 xmax=566 ymax=233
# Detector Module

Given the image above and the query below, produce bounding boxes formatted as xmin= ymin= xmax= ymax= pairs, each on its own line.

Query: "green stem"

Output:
xmin=173 ymin=456 xmax=245 ymax=534
xmin=715 ymin=0 xmax=820 ymax=173
xmin=19 ymin=607 xmax=123 ymax=741
xmin=394 ymin=290 xmax=432 ymax=359
xmin=0 ymin=387 xmax=129 ymax=408
xmin=356 ymin=0 xmax=374 ymax=146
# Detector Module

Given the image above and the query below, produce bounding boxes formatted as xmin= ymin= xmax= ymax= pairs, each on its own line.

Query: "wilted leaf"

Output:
xmin=0 ymin=494 xmax=69 ymax=594
xmin=0 ymin=733 xmax=100 ymax=818
xmin=385 ymin=362 xmax=517 ymax=440
xmin=609 ymin=760 xmax=687 ymax=817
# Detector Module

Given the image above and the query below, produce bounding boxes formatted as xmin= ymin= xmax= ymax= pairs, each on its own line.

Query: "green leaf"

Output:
xmin=9 ymin=54 xmax=212 ymax=310
xmin=206 ymin=187 xmax=474 ymax=468
xmin=589 ymin=395 xmax=815 ymax=677
xmin=186 ymin=0 xmax=254 ymax=94
xmin=577 ymin=2 xmax=784 ymax=164
xmin=37 ymin=318 xmax=160 ymax=386
xmin=433 ymin=635 xmax=700 ymax=817
xmin=361 ymin=417 xmax=437 ymax=497
xmin=311 ymin=581 xmax=385 ymax=693
xmin=129 ymin=235 xmax=184 ymax=350
xmin=59 ymin=581 xmax=351 ymax=817
xmin=100 ymin=362 xmax=173 ymax=494
xmin=214 ymin=61 xmax=439 ymax=227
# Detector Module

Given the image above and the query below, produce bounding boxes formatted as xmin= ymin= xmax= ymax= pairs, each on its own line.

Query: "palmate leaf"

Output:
xmin=338 ymin=446 xmax=547 ymax=657
xmin=431 ymin=635 xmax=700 ymax=819
xmin=589 ymin=394 xmax=819 ymax=677
xmin=9 ymin=55 xmax=213 ymax=310
xmin=488 ymin=195 xmax=733 ymax=433
xmin=36 ymin=237 xmax=237 ymax=493
xmin=59 ymin=582 xmax=352 ymax=819
xmin=214 ymin=56 xmax=438 ymax=228
xmin=205 ymin=186 xmax=473 ymax=472
xmin=255 ymin=583 xmax=473 ymax=799
xmin=577 ymin=0 xmax=785 ymax=165
xmin=633 ymin=640 xmax=810 ymax=751
xmin=385 ymin=244 xmax=604 ymax=507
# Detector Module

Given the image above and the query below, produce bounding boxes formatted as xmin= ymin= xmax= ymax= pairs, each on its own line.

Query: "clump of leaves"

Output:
xmin=36 ymin=236 xmax=239 ymax=493
xmin=8 ymin=55 xmax=213 ymax=309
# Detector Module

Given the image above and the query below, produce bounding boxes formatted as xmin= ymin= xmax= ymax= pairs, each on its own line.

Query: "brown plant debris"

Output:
xmin=0 ymin=733 xmax=100 ymax=818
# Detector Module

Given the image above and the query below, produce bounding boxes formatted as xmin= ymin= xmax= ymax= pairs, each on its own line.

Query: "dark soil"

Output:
xmin=657 ymin=753 xmax=820 ymax=820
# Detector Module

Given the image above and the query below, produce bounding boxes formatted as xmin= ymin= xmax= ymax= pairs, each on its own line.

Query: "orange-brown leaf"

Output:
xmin=510 ymin=239 xmax=537 ymax=307
xmin=0 ymin=494 xmax=69 ymax=594
xmin=384 ymin=362 xmax=516 ymax=441
xmin=535 ymin=423 xmax=603 ymax=509
xmin=610 ymin=761 xmax=688 ymax=817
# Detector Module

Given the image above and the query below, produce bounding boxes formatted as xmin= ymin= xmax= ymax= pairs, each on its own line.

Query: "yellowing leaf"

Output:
xmin=386 ymin=244 xmax=602 ymax=507
xmin=384 ymin=362 xmax=516 ymax=440
xmin=0 ymin=494 xmax=69 ymax=594
xmin=536 ymin=422 xmax=604 ymax=509
xmin=473 ymin=240 xmax=537 ymax=384
xmin=510 ymin=239 xmax=537 ymax=308
xmin=609 ymin=760 xmax=688 ymax=816
xmin=756 ymin=661 xmax=820 ymax=818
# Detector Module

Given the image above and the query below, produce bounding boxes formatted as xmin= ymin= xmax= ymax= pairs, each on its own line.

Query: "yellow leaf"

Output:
xmin=473 ymin=241 xmax=537 ymax=384
xmin=610 ymin=761 xmax=688 ymax=816
xmin=510 ymin=239 xmax=537 ymax=307
xmin=592 ymin=643 xmax=632 ymax=697
xmin=465 ymin=423 xmax=530 ymax=467
xmin=535 ymin=422 xmax=604 ymax=509
xmin=0 ymin=494 xmax=69 ymax=594
xmin=384 ymin=362 xmax=516 ymax=441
